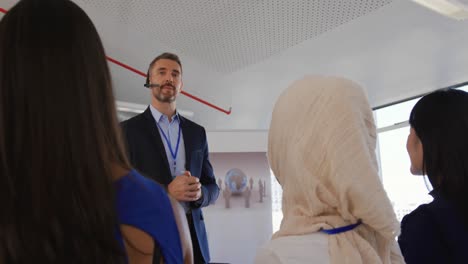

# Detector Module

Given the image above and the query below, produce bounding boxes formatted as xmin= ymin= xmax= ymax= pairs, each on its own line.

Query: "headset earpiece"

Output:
xmin=144 ymin=69 xmax=150 ymax=88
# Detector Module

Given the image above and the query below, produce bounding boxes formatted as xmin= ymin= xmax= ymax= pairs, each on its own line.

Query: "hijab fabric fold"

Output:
xmin=268 ymin=76 xmax=404 ymax=264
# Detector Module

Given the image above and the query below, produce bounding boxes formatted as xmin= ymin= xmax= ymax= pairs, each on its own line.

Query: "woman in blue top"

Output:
xmin=115 ymin=169 xmax=185 ymax=264
xmin=399 ymin=89 xmax=468 ymax=263
xmin=0 ymin=1 xmax=183 ymax=263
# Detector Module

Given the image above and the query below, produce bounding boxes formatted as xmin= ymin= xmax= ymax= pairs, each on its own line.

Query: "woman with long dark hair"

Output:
xmin=399 ymin=88 xmax=468 ymax=263
xmin=0 ymin=0 xmax=182 ymax=263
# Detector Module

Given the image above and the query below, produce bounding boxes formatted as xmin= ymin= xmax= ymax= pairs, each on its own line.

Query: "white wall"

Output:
xmin=204 ymin=152 xmax=272 ymax=264
xmin=207 ymin=130 xmax=268 ymax=153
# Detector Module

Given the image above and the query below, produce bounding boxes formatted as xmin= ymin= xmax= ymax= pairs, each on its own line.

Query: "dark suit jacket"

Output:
xmin=121 ymin=107 xmax=219 ymax=263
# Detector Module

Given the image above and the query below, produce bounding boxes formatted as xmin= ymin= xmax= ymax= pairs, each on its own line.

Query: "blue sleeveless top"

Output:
xmin=114 ymin=170 xmax=183 ymax=264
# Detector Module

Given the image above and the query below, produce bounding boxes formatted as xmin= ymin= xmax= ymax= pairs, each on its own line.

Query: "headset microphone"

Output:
xmin=144 ymin=69 xmax=160 ymax=88
xmin=145 ymin=70 xmax=150 ymax=88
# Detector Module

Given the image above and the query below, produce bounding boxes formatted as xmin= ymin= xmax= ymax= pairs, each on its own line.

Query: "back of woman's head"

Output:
xmin=268 ymin=76 xmax=379 ymax=192
xmin=409 ymin=88 xmax=468 ymax=223
xmin=0 ymin=0 xmax=128 ymax=262
xmin=268 ymin=76 xmax=400 ymax=250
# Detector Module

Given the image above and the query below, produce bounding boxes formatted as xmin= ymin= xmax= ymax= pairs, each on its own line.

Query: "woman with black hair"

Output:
xmin=0 ymin=0 xmax=183 ymax=263
xmin=399 ymin=88 xmax=468 ymax=263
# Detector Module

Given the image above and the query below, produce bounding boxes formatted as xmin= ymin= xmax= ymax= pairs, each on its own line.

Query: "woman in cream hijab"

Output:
xmin=255 ymin=76 xmax=404 ymax=264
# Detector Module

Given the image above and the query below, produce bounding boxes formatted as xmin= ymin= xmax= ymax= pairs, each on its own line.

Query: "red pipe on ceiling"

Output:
xmin=0 ymin=7 xmax=232 ymax=115
xmin=107 ymin=56 xmax=232 ymax=115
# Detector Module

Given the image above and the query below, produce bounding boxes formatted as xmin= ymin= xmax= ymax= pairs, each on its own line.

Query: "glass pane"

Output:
xmin=458 ymin=84 xmax=468 ymax=92
xmin=270 ymin=171 xmax=283 ymax=233
xmin=374 ymin=98 xmax=419 ymax=129
xmin=375 ymin=83 xmax=468 ymax=129
xmin=378 ymin=126 xmax=432 ymax=221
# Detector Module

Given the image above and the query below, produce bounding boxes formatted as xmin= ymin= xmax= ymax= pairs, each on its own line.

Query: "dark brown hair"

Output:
xmin=0 ymin=0 xmax=129 ymax=262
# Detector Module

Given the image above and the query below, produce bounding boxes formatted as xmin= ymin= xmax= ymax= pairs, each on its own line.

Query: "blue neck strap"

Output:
xmin=320 ymin=220 xmax=362 ymax=235
xmin=156 ymin=121 xmax=182 ymax=161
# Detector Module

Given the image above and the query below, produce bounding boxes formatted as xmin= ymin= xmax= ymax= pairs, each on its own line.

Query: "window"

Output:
xmin=375 ymin=83 xmax=468 ymax=221
xmin=270 ymin=170 xmax=283 ymax=233
xmin=375 ymin=105 xmax=432 ymax=221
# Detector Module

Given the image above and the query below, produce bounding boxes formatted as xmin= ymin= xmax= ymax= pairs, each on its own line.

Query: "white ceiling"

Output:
xmin=1 ymin=0 xmax=468 ymax=131
xmin=78 ymin=0 xmax=392 ymax=73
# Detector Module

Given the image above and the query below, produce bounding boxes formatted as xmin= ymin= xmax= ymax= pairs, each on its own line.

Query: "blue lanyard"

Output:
xmin=320 ymin=220 xmax=362 ymax=235
xmin=156 ymin=120 xmax=182 ymax=162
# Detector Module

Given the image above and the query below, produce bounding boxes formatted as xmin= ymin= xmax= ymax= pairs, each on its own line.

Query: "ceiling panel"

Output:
xmin=76 ymin=0 xmax=392 ymax=73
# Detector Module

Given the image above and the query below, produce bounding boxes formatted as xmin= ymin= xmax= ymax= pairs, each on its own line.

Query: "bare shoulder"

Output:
xmin=120 ymin=224 xmax=154 ymax=264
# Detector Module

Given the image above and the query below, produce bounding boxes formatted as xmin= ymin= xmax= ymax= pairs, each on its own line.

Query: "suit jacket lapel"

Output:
xmin=142 ymin=107 xmax=173 ymax=182
xmin=180 ymin=116 xmax=192 ymax=172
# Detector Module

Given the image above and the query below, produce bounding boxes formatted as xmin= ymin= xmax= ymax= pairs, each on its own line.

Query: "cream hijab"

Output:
xmin=268 ymin=76 xmax=404 ymax=264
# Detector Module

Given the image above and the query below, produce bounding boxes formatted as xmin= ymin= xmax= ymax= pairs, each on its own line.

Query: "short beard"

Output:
xmin=155 ymin=93 xmax=175 ymax=103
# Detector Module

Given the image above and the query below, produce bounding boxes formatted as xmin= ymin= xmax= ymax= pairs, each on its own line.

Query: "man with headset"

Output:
xmin=121 ymin=52 xmax=219 ymax=264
